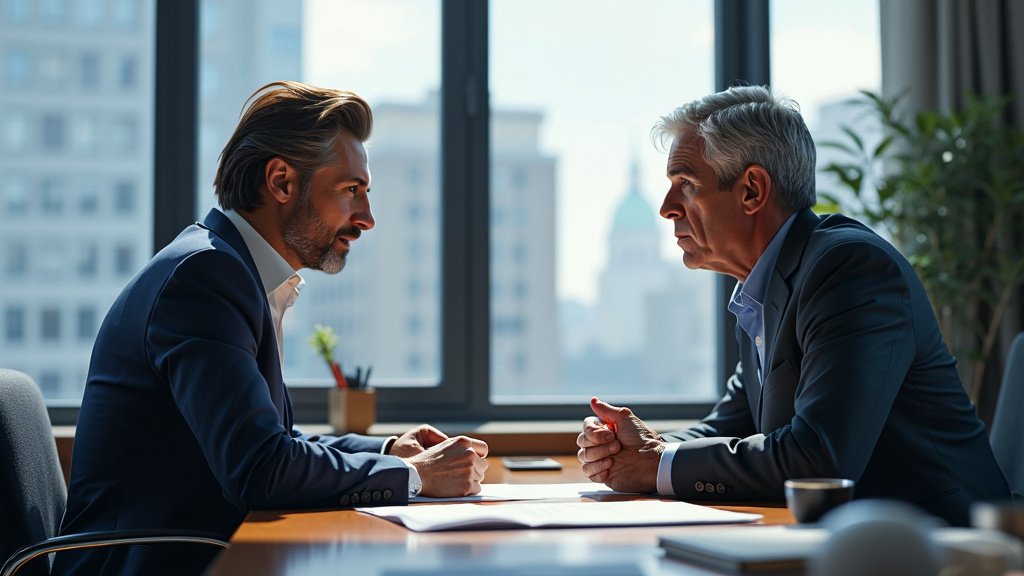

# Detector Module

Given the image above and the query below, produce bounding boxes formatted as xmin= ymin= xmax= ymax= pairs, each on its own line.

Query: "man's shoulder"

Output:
xmin=808 ymin=213 xmax=896 ymax=254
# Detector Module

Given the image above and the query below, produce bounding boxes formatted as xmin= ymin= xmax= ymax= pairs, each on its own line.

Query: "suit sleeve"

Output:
xmin=668 ymin=240 xmax=915 ymax=500
xmin=147 ymin=249 xmax=408 ymax=510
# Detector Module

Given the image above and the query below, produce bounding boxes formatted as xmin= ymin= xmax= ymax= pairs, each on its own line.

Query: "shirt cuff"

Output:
xmin=657 ymin=442 xmax=681 ymax=497
xmin=380 ymin=435 xmax=399 ymax=455
xmin=405 ymin=462 xmax=423 ymax=497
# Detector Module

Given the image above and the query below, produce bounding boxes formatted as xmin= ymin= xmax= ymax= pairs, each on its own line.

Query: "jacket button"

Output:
xmin=361 ymin=491 xmax=371 ymax=502
xmin=339 ymin=495 xmax=350 ymax=506
xmin=383 ymin=489 xmax=393 ymax=499
xmin=372 ymin=491 xmax=382 ymax=501
xmin=694 ymin=482 xmax=705 ymax=493
xmin=716 ymin=483 xmax=726 ymax=494
xmin=350 ymin=492 xmax=361 ymax=504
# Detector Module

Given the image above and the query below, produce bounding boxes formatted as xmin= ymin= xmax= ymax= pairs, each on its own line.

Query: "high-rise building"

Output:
xmin=197 ymin=0 xmax=303 ymax=217
xmin=282 ymin=93 xmax=560 ymax=397
xmin=0 ymin=0 xmax=156 ymax=399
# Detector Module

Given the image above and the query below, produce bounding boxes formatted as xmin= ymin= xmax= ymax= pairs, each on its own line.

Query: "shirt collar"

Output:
xmin=221 ymin=208 xmax=302 ymax=296
xmin=735 ymin=212 xmax=799 ymax=307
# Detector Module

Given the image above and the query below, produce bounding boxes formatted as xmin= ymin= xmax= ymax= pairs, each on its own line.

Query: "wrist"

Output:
xmin=381 ymin=435 xmax=399 ymax=455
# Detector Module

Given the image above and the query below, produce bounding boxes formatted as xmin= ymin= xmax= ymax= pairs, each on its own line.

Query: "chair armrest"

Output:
xmin=1 ymin=529 xmax=229 ymax=576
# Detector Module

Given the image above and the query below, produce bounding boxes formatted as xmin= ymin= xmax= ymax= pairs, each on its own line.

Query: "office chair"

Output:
xmin=989 ymin=333 xmax=1024 ymax=502
xmin=0 ymin=369 xmax=229 ymax=576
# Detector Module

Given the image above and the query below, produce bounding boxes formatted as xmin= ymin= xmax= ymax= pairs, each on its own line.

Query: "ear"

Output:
xmin=264 ymin=157 xmax=298 ymax=205
xmin=738 ymin=164 xmax=772 ymax=215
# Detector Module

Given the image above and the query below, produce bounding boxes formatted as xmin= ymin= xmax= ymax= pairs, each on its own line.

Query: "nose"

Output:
xmin=353 ymin=196 xmax=375 ymax=231
xmin=660 ymin=186 xmax=683 ymax=220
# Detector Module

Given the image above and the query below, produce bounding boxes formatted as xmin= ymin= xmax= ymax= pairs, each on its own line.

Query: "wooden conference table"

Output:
xmin=207 ymin=455 xmax=794 ymax=575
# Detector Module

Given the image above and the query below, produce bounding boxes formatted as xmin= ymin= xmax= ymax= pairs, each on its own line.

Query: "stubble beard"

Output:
xmin=282 ymin=194 xmax=348 ymax=275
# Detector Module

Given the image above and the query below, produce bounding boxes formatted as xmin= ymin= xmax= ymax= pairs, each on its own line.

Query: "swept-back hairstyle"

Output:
xmin=214 ymin=81 xmax=373 ymax=211
xmin=652 ymin=85 xmax=816 ymax=211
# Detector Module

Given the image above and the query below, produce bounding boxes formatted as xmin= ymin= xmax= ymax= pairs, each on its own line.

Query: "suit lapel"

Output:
xmin=199 ymin=209 xmax=289 ymax=426
xmin=757 ymin=209 xmax=820 ymax=428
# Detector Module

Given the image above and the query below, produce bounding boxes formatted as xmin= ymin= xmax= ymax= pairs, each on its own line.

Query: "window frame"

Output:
xmin=49 ymin=0 xmax=771 ymax=425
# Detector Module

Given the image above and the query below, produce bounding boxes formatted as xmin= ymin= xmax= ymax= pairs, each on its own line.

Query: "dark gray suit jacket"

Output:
xmin=54 ymin=210 xmax=409 ymax=575
xmin=663 ymin=209 xmax=1008 ymax=526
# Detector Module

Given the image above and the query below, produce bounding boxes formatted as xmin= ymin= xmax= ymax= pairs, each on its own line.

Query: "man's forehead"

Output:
xmin=666 ymin=134 xmax=703 ymax=176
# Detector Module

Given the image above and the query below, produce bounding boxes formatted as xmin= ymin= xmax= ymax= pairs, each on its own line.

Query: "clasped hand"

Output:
xmin=390 ymin=424 xmax=489 ymax=497
xmin=576 ymin=397 xmax=664 ymax=493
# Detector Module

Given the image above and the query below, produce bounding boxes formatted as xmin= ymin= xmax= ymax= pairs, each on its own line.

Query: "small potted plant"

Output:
xmin=309 ymin=324 xmax=375 ymax=434
xmin=309 ymin=323 xmax=347 ymax=388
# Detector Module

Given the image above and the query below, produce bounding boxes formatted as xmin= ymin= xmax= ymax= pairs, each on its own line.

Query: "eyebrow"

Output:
xmin=668 ymin=163 xmax=696 ymax=178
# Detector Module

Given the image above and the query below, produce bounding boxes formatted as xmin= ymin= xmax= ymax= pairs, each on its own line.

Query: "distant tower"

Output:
xmin=595 ymin=157 xmax=669 ymax=355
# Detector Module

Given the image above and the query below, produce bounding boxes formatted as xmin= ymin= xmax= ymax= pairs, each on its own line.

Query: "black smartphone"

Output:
xmin=501 ymin=456 xmax=563 ymax=471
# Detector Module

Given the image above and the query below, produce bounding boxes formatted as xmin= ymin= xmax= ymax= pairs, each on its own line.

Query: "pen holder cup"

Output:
xmin=328 ymin=387 xmax=376 ymax=435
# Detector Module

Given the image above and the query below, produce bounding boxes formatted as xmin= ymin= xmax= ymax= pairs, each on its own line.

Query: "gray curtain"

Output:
xmin=880 ymin=0 xmax=1024 ymax=424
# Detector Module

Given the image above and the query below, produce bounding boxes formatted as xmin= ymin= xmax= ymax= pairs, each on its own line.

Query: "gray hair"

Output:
xmin=652 ymin=86 xmax=816 ymax=211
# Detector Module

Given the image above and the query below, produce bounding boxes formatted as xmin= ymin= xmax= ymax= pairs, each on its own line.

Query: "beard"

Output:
xmin=281 ymin=193 xmax=359 ymax=274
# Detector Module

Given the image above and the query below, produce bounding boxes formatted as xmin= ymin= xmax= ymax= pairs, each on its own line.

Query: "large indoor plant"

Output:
xmin=820 ymin=91 xmax=1024 ymax=402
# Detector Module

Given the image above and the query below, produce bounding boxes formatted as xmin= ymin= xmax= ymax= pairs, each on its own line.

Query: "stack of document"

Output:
xmin=359 ymin=499 xmax=761 ymax=532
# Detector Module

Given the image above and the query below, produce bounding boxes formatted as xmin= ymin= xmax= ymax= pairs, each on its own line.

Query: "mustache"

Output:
xmin=337 ymin=226 xmax=361 ymax=240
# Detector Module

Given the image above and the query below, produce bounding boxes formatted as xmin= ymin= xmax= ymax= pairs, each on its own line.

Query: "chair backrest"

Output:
xmin=0 ymin=369 xmax=67 ymax=574
xmin=990 ymin=333 xmax=1024 ymax=501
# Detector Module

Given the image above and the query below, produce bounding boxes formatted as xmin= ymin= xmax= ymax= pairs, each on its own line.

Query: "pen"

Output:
xmin=354 ymin=367 xmax=362 ymax=390
xmin=363 ymin=366 xmax=372 ymax=389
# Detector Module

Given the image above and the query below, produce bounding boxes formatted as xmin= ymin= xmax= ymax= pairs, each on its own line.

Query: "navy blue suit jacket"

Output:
xmin=662 ymin=209 xmax=1009 ymax=525
xmin=54 ymin=210 xmax=409 ymax=575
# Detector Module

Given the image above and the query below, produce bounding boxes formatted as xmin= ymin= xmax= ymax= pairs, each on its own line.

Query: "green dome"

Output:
xmin=612 ymin=188 xmax=658 ymax=231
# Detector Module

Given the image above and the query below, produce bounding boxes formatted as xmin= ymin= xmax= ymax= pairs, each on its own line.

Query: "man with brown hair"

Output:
xmin=55 ymin=82 xmax=487 ymax=575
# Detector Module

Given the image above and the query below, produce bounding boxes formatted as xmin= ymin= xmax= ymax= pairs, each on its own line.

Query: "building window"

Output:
xmin=110 ymin=116 xmax=137 ymax=152
xmin=2 ymin=112 xmax=31 ymax=151
xmin=114 ymin=244 xmax=134 ymax=276
xmin=79 ymin=180 xmax=100 ymax=214
xmin=3 ymin=48 xmax=31 ymax=87
xmin=77 ymin=242 xmax=98 ymax=277
xmin=41 ymin=306 xmax=61 ymax=341
xmin=41 ymin=114 xmax=65 ymax=151
xmin=39 ymin=371 xmax=60 ymax=397
xmin=5 ymin=242 xmax=28 ymax=276
xmin=40 ymin=178 xmax=64 ymax=214
xmin=114 ymin=180 xmax=135 ymax=214
xmin=77 ymin=306 xmax=97 ymax=341
xmin=70 ymin=116 xmax=98 ymax=153
xmin=3 ymin=179 xmax=29 ymax=215
xmin=80 ymin=52 xmax=101 ymax=88
xmin=4 ymin=306 xmax=26 ymax=342
xmin=118 ymin=55 xmax=137 ymax=89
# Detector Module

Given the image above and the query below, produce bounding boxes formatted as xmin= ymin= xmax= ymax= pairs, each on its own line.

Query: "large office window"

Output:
xmin=0 ymin=0 xmax=155 ymax=401
xmin=488 ymin=0 xmax=719 ymax=405
xmin=26 ymin=1 xmax=873 ymax=422
xmin=771 ymin=0 xmax=881 ymax=207
xmin=196 ymin=0 xmax=443 ymax=389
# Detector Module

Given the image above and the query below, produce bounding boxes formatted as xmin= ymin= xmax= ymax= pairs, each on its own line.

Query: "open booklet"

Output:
xmin=358 ymin=500 xmax=762 ymax=532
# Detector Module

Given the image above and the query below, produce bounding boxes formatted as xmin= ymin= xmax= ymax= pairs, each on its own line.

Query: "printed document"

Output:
xmin=358 ymin=499 xmax=762 ymax=532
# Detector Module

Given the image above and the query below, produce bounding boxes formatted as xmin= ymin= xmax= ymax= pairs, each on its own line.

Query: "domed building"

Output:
xmin=595 ymin=159 xmax=675 ymax=355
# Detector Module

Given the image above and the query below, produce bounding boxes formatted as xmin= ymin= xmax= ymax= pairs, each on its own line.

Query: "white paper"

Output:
xmin=409 ymin=482 xmax=637 ymax=503
xmin=358 ymin=499 xmax=762 ymax=532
